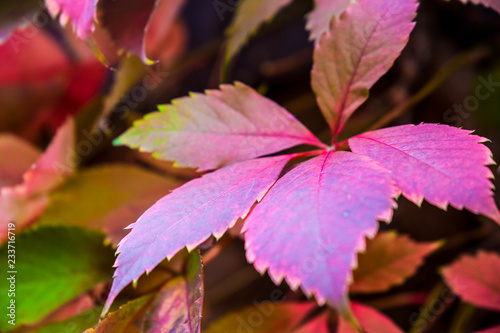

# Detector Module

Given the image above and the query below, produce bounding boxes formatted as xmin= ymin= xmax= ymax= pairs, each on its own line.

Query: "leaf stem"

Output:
xmin=367 ymin=48 xmax=490 ymax=132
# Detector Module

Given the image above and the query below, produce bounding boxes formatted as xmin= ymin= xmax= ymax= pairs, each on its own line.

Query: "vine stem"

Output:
xmin=367 ymin=48 xmax=490 ymax=132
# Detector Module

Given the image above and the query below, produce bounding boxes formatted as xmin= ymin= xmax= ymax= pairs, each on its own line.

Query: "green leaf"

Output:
xmin=0 ymin=226 xmax=115 ymax=330
xmin=34 ymin=307 xmax=103 ymax=333
xmin=224 ymin=0 xmax=294 ymax=66
xmin=36 ymin=165 xmax=180 ymax=246
xmin=85 ymin=296 xmax=153 ymax=333
xmin=205 ymin=302 xmax=316 ymax=333
xmin=350 ymin=232 xmax=440 ymax=294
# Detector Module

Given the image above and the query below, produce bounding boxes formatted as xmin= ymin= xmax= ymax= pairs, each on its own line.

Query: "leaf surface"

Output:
xmin=115 ymin=82 xmax=323 ymax=171
xmin=143 ymin=251 xmax=203 ymax=333
xmin=86 ymin=295 xmax=153 ymax=333
xmin=337 ymin=302 xmax=402 ymax=333
xmin=36 ymin=165 xmax=180 ymax=246
xmin=350 ymin=232 xmax=440 ymax=293
xmin=244 ymin=151 xmax=397 ymax=311
xmin=474 ymin=326 xmax=500 ymax=333
xmin=349 ymin=123 xmax=500 ymax=223
xmin=46 ymin=0 xmax=98 ymax=38
xmin=0 ymin=226 xmax=115 ymax=330
xmin=0 ymin=135 xmax=40 ymax=187
xmin=306 ymin=0 xmax=351 ymax=40
xmin=224 ymin=0 xmax=294 ymax=64
xmin=442 ymin=251 xmax=500 ymax=312
xmin=98 ymin=0 xmax=185 ymax=61
xmin=311 ymin=0 xmax=417 ymax=137
xmin=0 ymin=0 xmax=40 ymax=42
xmin=205 ymin=302 xmax=316 ymax=333
xmin=104 ymin=155 xmax=293 ymax=314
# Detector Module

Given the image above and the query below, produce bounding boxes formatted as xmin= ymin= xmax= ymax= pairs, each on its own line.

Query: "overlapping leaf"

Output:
xmin=442 ymin=251 xmax=500 ymax=312
xmin=46 ymin=0 xmax=99 ymax=38
xmin=0 ymin=135 xmax=40 ymax=187
xmin=143 ymin=251 xmax=203 ymax=333
xmin=243 ymin=151 xmax=398 ymax=311
xmin=337 ymin=302 xmax=403 ymax=333
xmin=104 ymin=155 xmax=293 ymax=314
xmin=311 ymin=0 xmax=417 ymax=137
xmin=205 ymin=302 xmax=316 ymax=333
xmin=349 ymin=123 xmax=500 ymax=223
xmin=98 ymin=0 xmax=185 ymax=62
xmin=350 ymin=232 xmax=440 ymax=293
xmin=0 ymin=226 xmax=115 ymax=330
xmin=306 ymin=0 xmax=351 ymax=41
xmin=36 ymin=165 xmax=180 ymax=246
xmin=224 ymin=0 xmax=294 ymax=64
xmin=0 ymin=117 xmax=76 ymax=237
xmin=115 ymin=82 xmax=323 ymax=171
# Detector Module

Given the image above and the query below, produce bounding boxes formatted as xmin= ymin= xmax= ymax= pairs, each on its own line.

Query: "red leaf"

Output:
xmin=98 ymin=0 xmax=186 ymax=62
xmin=349 ymin=123 xmax=500 ymax=223
xmin=337 ymin=302 xmax=403 ymax=333
xmin=243 ymin=151 xmax=397 ymax=311
xmin=442 ymin=251 xmax=500 ymax=312
xmin=311 ymin=0 xmax=417 ymax=138
xmin=475 ymin=326 xmax=500 ymax=333
xmin=115 ymin=82 xmax=324 ymax=171
xmin=103 ymin=155 xmax=293 ymax=314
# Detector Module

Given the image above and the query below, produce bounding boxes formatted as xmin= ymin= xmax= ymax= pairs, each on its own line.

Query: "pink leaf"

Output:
xmin=306 ymin=0 xmax=351 ymax=41
xmin=311 ymin=0 xmax=417 ymax=138
xmin=0 ymin=117 xmax=76 ymax=234
xmin=349 ymin=123 xmax=500 ymax=223
xmin=459 ymin=0 xmax=500 ymax=14
xmin=442 ymin=251 xmax=500 ymax=312
xmin=46 ymin=0 xmax=99 ymax=39
xmin=338 ymin=302 xmax=403 ymax=333
xmin=243 ymin=151 xmax=397 ymax=311
xmin=0 ymin=135 xmax=41 ymax=188
xmin=115 ymin=82 xmax=324 ymax=171
xmin=103 ymin=155 xmax=293 ymax=314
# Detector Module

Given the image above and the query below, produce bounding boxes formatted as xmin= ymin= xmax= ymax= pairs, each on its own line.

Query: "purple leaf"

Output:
xmin=306 ymin=0 xmax=351 ymax=41
xmin=103 ymin=155 xmax=293 ymax=314
xmin=311 ymin=0 xmax=417 ymax=139
xmin=144 ymin=251 xmax=203 ymax=333
xmin=349 ymin=123 xmax=500 ymax=223
xmin=115 ymin=82 xmax=324 ymax=171
xmin=243 ymin=151 xmax=397 ymax=311
xmin=46 ymin=0 xmax=99 ymax=39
